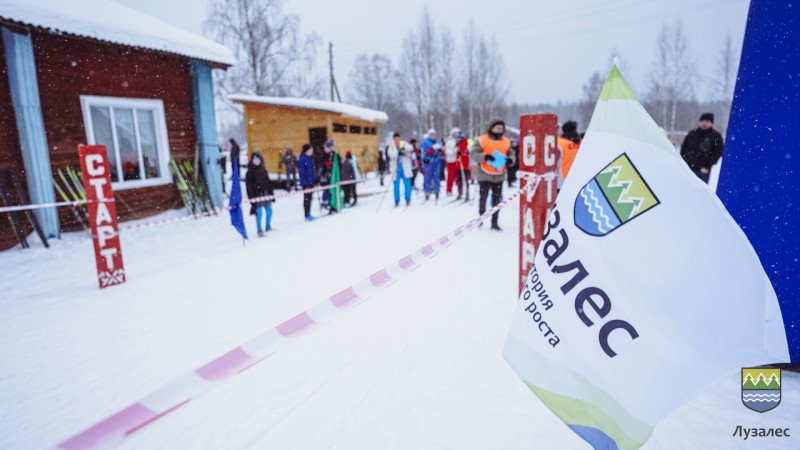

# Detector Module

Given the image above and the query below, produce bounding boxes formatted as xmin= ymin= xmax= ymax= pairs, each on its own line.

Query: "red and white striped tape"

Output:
xmin=0 ymin=179 xmax=360 ymax=216
xmin=0 ymin=199 xmax=90 ymax=213
xmin=117 ymin=178 xmax=363 ymax=232
xmin=53 ymin=175 xmax=543 ymax=450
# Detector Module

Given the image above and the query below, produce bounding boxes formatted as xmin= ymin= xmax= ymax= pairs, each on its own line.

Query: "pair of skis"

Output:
xmin=0 ymin=170 xmax=50 ymax=248
xmin=52 ymin=166 xmax=91 ymax=234
xmin=170 ymin=159 xmax=215 ymax=217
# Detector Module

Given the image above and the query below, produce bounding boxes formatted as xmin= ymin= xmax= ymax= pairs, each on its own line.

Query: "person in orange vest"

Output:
xmin=469 ymin=119 xmax=515 ymax=231
xmin=558 ymin=120 xmax=582 ymax=180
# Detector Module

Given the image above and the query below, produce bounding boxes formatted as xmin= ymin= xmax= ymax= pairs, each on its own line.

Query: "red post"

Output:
xmin=518 ymin=114 xmax=559 ymax=294
xmin=78 ymin=145 xmax=126 ymax=289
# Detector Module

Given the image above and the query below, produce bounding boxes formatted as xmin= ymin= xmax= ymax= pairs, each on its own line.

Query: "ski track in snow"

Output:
xmin=0 ymin=177 xmax=797 ymax=450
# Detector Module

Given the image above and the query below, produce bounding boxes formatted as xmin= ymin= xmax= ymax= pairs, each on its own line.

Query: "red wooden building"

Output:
xmin=0 ymin=0 xmax=234 ymax=250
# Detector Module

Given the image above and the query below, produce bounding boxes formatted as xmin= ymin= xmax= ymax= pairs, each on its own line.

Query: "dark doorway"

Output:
xmin=309 ymin=127 xmax=327 ymax=149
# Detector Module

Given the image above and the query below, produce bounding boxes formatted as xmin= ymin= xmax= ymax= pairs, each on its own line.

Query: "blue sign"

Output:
xmin=717 ymin=0 xmax=799 ymax=365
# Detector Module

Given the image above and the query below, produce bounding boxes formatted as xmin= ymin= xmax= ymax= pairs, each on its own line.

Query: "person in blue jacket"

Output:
xmin=421 ymin=129 xmax=443 ymax=202
xmin=298 ymin=144 xmax=317 ymax=221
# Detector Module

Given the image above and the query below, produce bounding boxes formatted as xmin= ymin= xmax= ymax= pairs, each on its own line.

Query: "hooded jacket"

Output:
xmin=245 ymin=155 xmax=274 ymax=207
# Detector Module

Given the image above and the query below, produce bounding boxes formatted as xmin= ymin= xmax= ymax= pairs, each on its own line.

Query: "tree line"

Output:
xmin=205 ymin=1 xmax=739 ymax=142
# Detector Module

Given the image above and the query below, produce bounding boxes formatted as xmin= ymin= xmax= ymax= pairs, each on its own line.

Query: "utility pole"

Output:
xmin=329 ymin=42 xmax=342 ymax=103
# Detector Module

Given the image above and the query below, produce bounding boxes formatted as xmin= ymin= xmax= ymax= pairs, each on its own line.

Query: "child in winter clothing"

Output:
xmin=245 ymin=152 xmax=275 ymax=236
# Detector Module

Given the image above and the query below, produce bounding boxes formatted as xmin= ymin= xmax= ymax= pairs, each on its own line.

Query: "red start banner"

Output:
xmin=78 ymin=145 xmax=126 ymax=289
xmin=518 ymin=114 xmax=559 ymax=294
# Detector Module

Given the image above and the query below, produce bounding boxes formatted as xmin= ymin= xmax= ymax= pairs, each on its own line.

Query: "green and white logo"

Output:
xmin=574 ymin=153 xmax=660 ymax=236
xmin=742 ymin=368 xmax=781 ymax=413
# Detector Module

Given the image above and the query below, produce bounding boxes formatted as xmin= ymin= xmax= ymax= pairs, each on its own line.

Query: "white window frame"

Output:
xmin=80 ymin=95 xmax=172 ymax=190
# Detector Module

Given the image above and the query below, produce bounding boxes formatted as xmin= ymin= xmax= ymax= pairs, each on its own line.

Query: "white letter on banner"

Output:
xmin=89 ymin=178 xmax=107 ymax=200
xmin=86 ymin=154 xmax=105 ymax=176
xmin=523 ymin=207 xmax=535 ymax=238
xmin=522 ymin=242 xmax=535 ymax=272
xmin=544 ymin=135 xmax=556 ymax=167
xmin=97 ymin=225 xmax=116 ymax=248
xmin=547 ymin=177 xmax=557 ymax=202
xmin=523 ymin=135 xmax=536 ymax=167
xmin=95 ymin=202 xmax=112 ymax=226
xmin=99 ymin=247 xmax=118 ymax=270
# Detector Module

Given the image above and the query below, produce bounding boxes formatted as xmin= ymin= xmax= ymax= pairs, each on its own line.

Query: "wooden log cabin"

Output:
xmin=229 ymin=95 xmax=388 ymax=175
xmin=0 ymin=0 xmax=234 ymax=250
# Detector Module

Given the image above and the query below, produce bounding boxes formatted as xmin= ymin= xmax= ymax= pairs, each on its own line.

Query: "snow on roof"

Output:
xmin=229 ymin=95 xmax=389 ymax=123
xmin=0 ymin=0 xmax=235 ymax=66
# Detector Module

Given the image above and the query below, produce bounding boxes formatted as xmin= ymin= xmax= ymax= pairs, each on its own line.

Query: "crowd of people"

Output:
xmin=221 ymin=112 xmax=724 ymax=237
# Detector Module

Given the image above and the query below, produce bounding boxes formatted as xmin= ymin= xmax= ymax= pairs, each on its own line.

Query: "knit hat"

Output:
xmin=488 ymin=119 xmax=505 ymax=132
xmin=450 ymin=127 xmax=461 ymax=137
xmin=346 ymin=151 xmax=352 ymax=158
xmin=324 ymin=139 xmax=334 ymax=148
xmin=699 ymin=113 xmax=714 ymax=123
xmin=561 ymin=121 xmax=578 ymax=133
xmin=427 ymin=128 xmax=437 ymax=138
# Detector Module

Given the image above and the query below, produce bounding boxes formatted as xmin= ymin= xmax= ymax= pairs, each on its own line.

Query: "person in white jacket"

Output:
xmin=385 ymin=132 xmax=413 ymax=207
xmin=444 ymin=127 xmax=467 ymax=197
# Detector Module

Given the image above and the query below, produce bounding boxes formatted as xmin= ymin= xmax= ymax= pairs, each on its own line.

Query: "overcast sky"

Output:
xmin=115 ymin=0 xmax=751 ymax=105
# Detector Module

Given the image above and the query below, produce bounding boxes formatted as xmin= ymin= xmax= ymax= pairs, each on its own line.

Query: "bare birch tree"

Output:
xmin=457 ymin=22 xmax=508 ymax=136
xmin=433 ymin=29 xmax=457 ymax=134
xmin=579 ymin=71 xmax=604 ymax=127
xmin=398 ymin=8 xmax=438 ymax=133
xmin=205 ymin=0 xmax=322 ymax=115
xmin=647 ymin=20 xmax=696 ymax=131
xmin=346 ymin=53 xmax=397 ymax=112
xmin=346 ymin=53 xmax=416 ymax=135
xmin=710 ymin=34 xmax=739 ymax=134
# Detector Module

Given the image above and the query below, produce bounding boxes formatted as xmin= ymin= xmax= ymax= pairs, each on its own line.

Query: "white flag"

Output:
xmin=503 ymin=65 xmax=789 ymax=450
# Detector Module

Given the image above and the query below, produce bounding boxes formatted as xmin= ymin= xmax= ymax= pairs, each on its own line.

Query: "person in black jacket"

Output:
xmin=341 ymin=151 xmax=357 ymax=207
xmin=245 ymin=152 xmax=275 ymax=237
xmin=298 ymin=144 xmax=317 ymax=221
xmin=680 ymin=113 xmax=724 ymax=183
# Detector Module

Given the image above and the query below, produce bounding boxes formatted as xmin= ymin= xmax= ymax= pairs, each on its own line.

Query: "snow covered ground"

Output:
xmin=0 ymin=177 xmax=797 ymax=449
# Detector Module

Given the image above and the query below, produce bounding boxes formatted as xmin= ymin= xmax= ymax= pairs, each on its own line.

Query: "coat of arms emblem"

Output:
xmin=742 ymin=368 xmax=782 ymax=412
xmin=574 ymin=153 xmax=660 ymax=236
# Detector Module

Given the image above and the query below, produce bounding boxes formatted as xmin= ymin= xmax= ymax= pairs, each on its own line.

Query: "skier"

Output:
xmin=421 ymin=129 xmax=443 ymax=202
xmin=386 ymin=132 xmax=413 ymax=207
xmin=445 ymin=127 xmax=468 ymax=199
xmin=558 ymin=121 xmax=582 ymax=180
xmin=679 ymin=112 xmax=724 ymax=184
xmin=457 ymin=130 xmax=471 ymax=200
xmin=245 ymin=152 xmax=275 ymax=237
xmin=470 ymin=119 xmax=515 ymax=231
xmin=341 ymin=151 xmax=358 ymax=207
xmin=298 ymin=144 xmax=316 ymax=221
